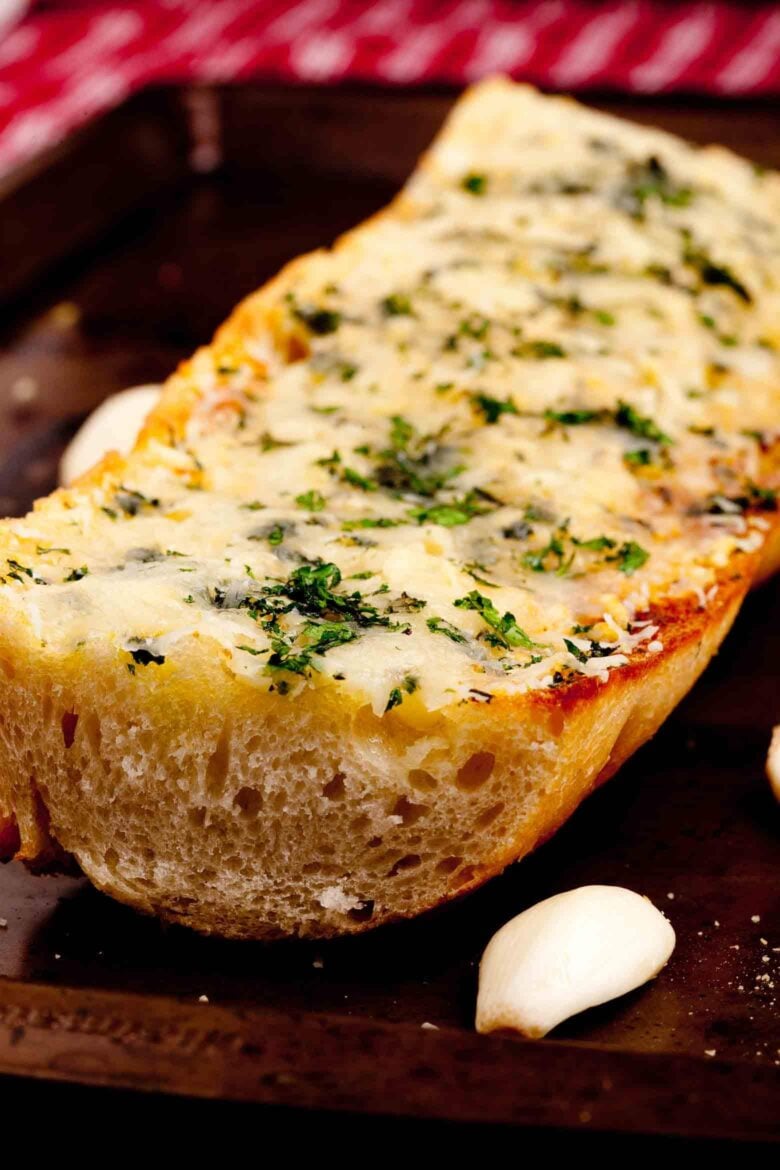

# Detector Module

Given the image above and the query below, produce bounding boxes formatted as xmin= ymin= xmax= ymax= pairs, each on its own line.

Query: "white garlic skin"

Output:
xmin=767 ymin=727 xmax=780 ymax=803
xmin=60 ymin=385 xmax=161 ymax=486
xmin=476 ymin=885 xmax=676 ymax=1039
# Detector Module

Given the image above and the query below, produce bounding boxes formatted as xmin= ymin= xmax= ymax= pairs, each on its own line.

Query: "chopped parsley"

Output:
xmin=622 ymin=156 xmax=693 ymax=215
xmin=522 ymin=528 xmax=572 ymax=575
xmin=572 ymin=535 xmax=616 ymax=552
xmin=114 ymin=487 xmax=159 ymax=516
xmin=613 ymin=541 xmax=650 ymax=575
xmin=381 ymin=293 xmax=413 ymax=317
xmin=514 ymin=339 xmax=567 ymax=360
xmin=563 ymin=637 xmax=616 ymax=663
xmin=385 ymin=593 xmax=426 ymax=614
xmin=385 ymin=674 xmax=419 ymax=712
xmin=6 ymin=558 xmax=32 ymax=579
xmin=543 ymin=401 xmax=672 ymax=448
xmin=697 ymin=481 xmax=777 ymax=515
xmin=260 ymin=432 xmax=295 ymax=453
xmin=459 ymin=315 xmax=490 ymax=340
xmin=254 ymin=562 xmax=395 ymax=630
xmin=623 ymin=447 xmax=653 ymax=468
xmin=683 ymin=240 xmax=752 ymax=303
xmin=462 ymin=172 xmax=487 ymax=195
xmin=454 ymin=591 xmax=546 ymax=651
xmin=343 ymin=467 xmax=376 ymax=492
xmin=385 ymin=687 xmax=403 ymax=712
xmin=615 ymin=400 xmax=671 ymax=445
xmin=389 ymin=414 xmax=414 ymax=450
xmin=409 ymin=493 xmax=489 ymax=527
xmin=295 ymin=490 xmax=326 ymax=512
xmin=427 ymin=616 xmax=468 ymax=644
xmin=464 ymin=562 xmax=500 ymax=587
xmin=293 ymin=305 xmax=342 ymax=334
xmin=544 ymin=408 xmax=603 ymax=427
xmin=342 ymin=517 xmax=400 ymax=530
xmin=472 ymin=393 xmax=518 ymax=424
xmin=372 ymin=418 xmax=463 ymax=498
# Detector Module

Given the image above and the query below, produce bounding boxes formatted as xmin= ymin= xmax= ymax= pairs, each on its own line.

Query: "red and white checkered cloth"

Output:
xmin=1 ymin=1 xmax=779 ymax=177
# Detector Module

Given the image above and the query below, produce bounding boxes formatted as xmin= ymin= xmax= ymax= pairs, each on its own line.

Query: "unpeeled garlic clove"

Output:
xmin=767 ymin=726 xmax=780 ymax=803
xmin=60 ymin=384 xmax=162 ymax=486
xmin=476 ymin=884 xmax=675 ymax=1039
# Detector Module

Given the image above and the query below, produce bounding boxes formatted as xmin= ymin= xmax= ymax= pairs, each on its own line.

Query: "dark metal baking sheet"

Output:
xmin=0 ymin=86 xmax=777 ymax=1136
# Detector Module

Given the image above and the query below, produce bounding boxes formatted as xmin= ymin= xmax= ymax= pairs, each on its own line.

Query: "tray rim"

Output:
xmin=0 ymin=974 xmax=778 ymax=1139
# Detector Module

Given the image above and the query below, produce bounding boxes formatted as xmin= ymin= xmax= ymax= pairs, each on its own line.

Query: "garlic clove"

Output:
xmin=476 ymin=884 xmax=675 ymax=1039
xmin=767 ymin=726 xmax=780 ymax=803
xmin=60 ymin=384 xmax=162 ymax=486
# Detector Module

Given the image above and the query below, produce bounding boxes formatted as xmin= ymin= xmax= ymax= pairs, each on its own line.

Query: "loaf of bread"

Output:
xmin=0 ymin=80 xmax=778 ymax=938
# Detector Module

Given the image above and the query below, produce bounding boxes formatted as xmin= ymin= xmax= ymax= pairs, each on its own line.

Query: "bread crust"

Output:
xmin=0 ymin=79 xmax=778 ymax=938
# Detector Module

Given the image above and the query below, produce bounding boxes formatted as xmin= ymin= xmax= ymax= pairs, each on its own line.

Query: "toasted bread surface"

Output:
xmin=0 ymin=80 xmax=778 ymax=937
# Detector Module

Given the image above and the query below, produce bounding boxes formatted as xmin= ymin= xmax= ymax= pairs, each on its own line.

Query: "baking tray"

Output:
xmin=0 ymin=85 xmax=778 ymax=1138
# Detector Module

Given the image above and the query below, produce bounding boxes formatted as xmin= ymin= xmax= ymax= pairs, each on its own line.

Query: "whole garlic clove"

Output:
xmin=60 ymin=385 xmax=162 ymax=486
xmin=767 ymin=726 xmax=780 ymax=803
xmin=476 ymin=885 xmax=675 ymax=1039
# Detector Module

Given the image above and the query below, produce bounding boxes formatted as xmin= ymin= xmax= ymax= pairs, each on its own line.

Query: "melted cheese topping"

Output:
xmin=4 ymin=83 xmax=780 ymax=716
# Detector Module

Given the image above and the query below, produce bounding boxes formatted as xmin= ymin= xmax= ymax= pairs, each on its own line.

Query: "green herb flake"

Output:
xmin=462 ymin=172 xmax=487 ymax=196
xmin=381 ymin=293 xmax=413 ymax=317
xmin=625 ymin=157 xmax=693 ymax=213
xmin=64 ymin=565 xmax=89 ymax=582
xmin=623 ymin=448 xmax=653 ymax=468
xmin=293 ymin=306 xmax=342 ymax=335
xmin=615 ymin=400 xmax=671 ymax=445
xmin=389 ymin=415 xmax=414 ymax=450
xmin=260 ymin=432 xmax=295 ymax=453
xmin=683 ymin=241 xmax=752 ymax=303
xmin=454 ymin=591 xmax=547 ymax=651
xmin=342 ymin=517 xmax=400 ymax=531
xmin=614 ymin=541 xmax=650 ymax=575
xmin=385 ymin=687 xmax=403 ymax=712
xmin=295 ymin=490 xmax=326 ymax=512
xmin=427 ymin=616 xmax=468 ymax=644
xmin=410 ymin=492 xmax=489 ymax=527
xmin=544 ymin=408 xmax=603 ymax=427
xmin=115 ymin=487 xmax=159 ymax=516
xmin=343 ymin=467 xmax=376 ymax=492
xmin=522 ymin=528 xmax=572 ymax=576
xmin=472 ymin=393 xmax=518 ymax=425
xmin=514 ymin=340 xmax=566 ymax=360
xmin=572 ymin=535 xmax=616 ymax=552
xmin=564 ymin=637 xmax=616 ymax=663
xmin=563 ymin=637 xmax=589 ymax=664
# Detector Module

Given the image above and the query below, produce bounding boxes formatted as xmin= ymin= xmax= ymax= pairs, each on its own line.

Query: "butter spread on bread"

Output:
xmin=0 ymin=81 xmax=778 ymax=938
